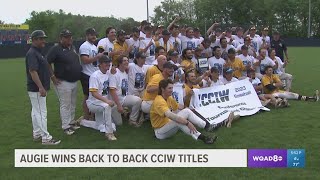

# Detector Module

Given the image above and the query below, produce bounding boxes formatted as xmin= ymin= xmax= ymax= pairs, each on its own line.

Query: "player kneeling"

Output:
xmin=150 ymin=79 xmax=218 ymax=144
xmin=83 ymin=55 xmax=118 ymax=141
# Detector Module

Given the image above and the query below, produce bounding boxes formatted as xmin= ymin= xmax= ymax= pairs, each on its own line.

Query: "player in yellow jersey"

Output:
xmin=150 ymin=79 xmax=217 ymax=144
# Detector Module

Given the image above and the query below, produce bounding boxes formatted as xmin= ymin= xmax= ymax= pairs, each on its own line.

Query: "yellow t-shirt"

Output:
xmin=142 ymin=74 xmax=164 ymax=101
xmin=145 ymin=65 xmax=162 ymax=85
xmin=150 ymin=95 xmax=179 ymax=128
xmin=112 ymin=41 xmax=128 ymax=66
xmin=181 ymin=59 xmax=196 ymax=72
xmin=230 ymin=57 xmax=245 ymax=78
xmin=261 ymin=74 xmax=281 ymax=94
xmin=184 ymin=84 xmax=200 ymax=108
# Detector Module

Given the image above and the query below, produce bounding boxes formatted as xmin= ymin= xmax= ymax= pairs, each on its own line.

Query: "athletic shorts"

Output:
xmin=80 ymin=72 xmax=90 ymax=96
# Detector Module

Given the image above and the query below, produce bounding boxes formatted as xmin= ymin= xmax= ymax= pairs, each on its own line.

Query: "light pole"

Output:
xmin=147 ymin=0 xmax=149 ymax=22
xmin=308 ymin=0 xmax=311 ymax=38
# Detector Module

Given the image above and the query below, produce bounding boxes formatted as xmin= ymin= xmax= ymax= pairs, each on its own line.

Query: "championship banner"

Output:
xmin=190 ymin=79 xmax=269 ymax=125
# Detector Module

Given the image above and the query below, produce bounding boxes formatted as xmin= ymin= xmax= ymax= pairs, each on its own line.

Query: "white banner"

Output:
xmin=15 ymin=149 xmax=247 ymax=167
xmin=190 ymin=79 xmax=269 ymax=125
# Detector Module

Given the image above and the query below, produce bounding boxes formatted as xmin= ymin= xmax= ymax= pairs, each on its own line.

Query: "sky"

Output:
xmin=0 ymin=0 xmax=163 ymax=24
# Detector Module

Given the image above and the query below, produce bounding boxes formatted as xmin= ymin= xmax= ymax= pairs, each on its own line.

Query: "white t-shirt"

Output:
xmin=128 ymin=63 xmax=150 ymax=96
xmin=169 ymin=60 xmax=184 ymax=83
xmin=236 ymin=54 xmax=255 ymax=77
xmin=210 ymin=39 xmax=220 ymax=48
xmin=232 ymin=35 xmax=244 ymax=45
xmin=97 ymin=38 xmax=114 ymax=54
xmin=236 ymin=44 xmax=257 ymax=57
xmin=202 ymin=47 xmax=213 ymax=58
xmin=273 ymin=56 xmax=284 ymax=75
xmin=220 ymin=44 xmax=235 ymax=60
xmin=250 ymin=34 xmax=262 ymax=53
xmin=261 ymin=35 xmax=271 ymax=46
xmin=140 ymin=31 xmax=146 ymax=39
xmin=258 ymin=57 xmax=276 ymax=74
xmin=125 ymin=38 xmax=140 ymax=63
xmin=250 ymin=77 xmax=262 ymax=95
xmin=179 ymin=35 xmax=200 ymax=51
xmin=222 ymin=77 xmax=238 ymax=84
xmin=109 ymin=68 xmax=129 ymax=104
xmin=79 ymin=41 xmax=98 ymax=76
xmin=140 ymin=37 xmax=156 ymax=65
xmin=87 ymin=70 xmax=110 ymax=104
xmin=169 ymin=36 xmax=182 ymax=54
xmin=208 ymin=56 xmax=226 ymax=77
xmin=202 ymin=78 xmax=224 ymax=88
xmin=195 ymin=37 xmax=204 ymax=44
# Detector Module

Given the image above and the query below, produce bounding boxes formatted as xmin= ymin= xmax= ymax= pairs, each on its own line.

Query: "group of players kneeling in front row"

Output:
xmin=78 ymin=52 xmax=319 ymax=145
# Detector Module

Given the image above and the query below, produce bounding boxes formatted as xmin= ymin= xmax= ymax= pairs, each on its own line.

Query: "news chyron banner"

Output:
xmin=190 ymin=79 xmax=269 ymax=125
xmin=14 ymin=149 xmax=305 ymax=168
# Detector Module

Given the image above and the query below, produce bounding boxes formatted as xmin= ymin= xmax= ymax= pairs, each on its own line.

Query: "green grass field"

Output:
xmin=0 ymin=47 xmax=319 ymax=179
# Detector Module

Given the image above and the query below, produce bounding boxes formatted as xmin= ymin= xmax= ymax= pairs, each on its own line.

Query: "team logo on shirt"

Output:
xmin=172 ymin=92 xmax=179 ymax=103
xmin=150 ymin=45 xmax=155 ymax=56
xmin=92 ymin=50 xmax=98 ymax=67
xmin=214 ymin=63 xmax=223 ymax=75
xmin=134 ymin=73 xmax=145 ymax=89
xmin=187 ymin=41 xmax=195 ymax=50
xmin=121 ymin=79 xmax=128 ymax=96
xmin=102 ymin=80 xmax=109 ymax=95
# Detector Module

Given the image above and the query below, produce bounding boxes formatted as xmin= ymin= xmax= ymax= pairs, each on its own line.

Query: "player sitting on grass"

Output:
xmin=150 ymin=79 xmax=218 ymax=144
xmin=261 ymin=66 xmax=319 ymax=105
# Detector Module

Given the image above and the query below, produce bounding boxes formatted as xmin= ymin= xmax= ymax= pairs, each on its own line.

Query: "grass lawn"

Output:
xmin=0 ymin=47 xmax=319 ymax=179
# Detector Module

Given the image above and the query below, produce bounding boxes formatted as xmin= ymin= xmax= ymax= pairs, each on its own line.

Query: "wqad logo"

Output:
xmin=248 ymin=149 xmax=287 ymax=168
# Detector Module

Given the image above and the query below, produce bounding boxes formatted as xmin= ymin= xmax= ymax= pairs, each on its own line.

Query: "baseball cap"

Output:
xmin=195 ymin=46 xmax=203 ymax=52
xmin=244 ymin=36 xmax=251 ymax=41
xmin=31 ymin=30 xmax=48 ymax=39
xmin=117 ymin=30 xmax=126 ymax=36
xmin=60 ymin=29 xmax=72 ymax=37
xmin=98 ymin=55 xmax=111 ymax=64
xmin=241 ymin=45 xmax=248 ymax=50
xmin=135 ymin=51 xmax=147 ymax=59
xmin=263 ymin=27 xmax=269 ymax=31
xmin=86 ymin=28 xmax=97 ymax=35
xmin=163 ymin=61 xmax=178 ymax=71
xmin=141 ymin=20 xmax=150 ymax=26
xmin=227 ymin=48 xmax=236 ymax=54
xmin=168 ymin=50 xmax=179 ymax=56
xmin=224 ymin=68 xmax=234 ymax=74
xmin=157 ymin=25 xmax=164 ymax=29
xmin=162 ymin=30 xmax=171 ymax=36
xmin=194 ymin=27 xmax=200 ymax=32
xmin=250 ymin=26 xmax=256 ymax=30
xmin=144 ymin=25 xmax=152 ymax=31
xmin=210 ymin=67 xmax=219 ymax=73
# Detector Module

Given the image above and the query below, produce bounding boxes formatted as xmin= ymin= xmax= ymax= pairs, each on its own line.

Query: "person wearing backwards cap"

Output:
xmin=79 ymin=28 xmax=104 ymax=122
xmin=26 ymin=30 xmax=61 ymax=145
xmin=222 ymin=67 xmax=239 ymax=84
xmin=47 ymin=29 xmax=82 ymax=135
xmin=80 ymin=55 xmax=118 ymax=141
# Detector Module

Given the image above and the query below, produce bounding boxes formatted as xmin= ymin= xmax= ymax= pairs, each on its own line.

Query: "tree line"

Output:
xmin=151 ymin=0 xmax=320 ymax=38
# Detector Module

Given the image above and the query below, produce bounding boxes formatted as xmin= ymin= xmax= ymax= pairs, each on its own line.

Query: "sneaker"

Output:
xmin=42 ymin=139 xmax=61 ymax=145
xmin=33 ymin=136 xmax=41 ymax=142
xmin=315 ymin=90 xmax=319 ymax=102
xmin=105 ymin=133 xmax=117 ymax=141
xmin=70 ymin=124 xmax=81 ymax=130
xmin=203 ymin=135 xmax=218 ymax=144
xmin=129 ymin=120 xmax=141 ymax=127
xmin=261 ymin=99 xmax=271 ymax=107
xmin=64 ymin=128 xmax=75 ymax=135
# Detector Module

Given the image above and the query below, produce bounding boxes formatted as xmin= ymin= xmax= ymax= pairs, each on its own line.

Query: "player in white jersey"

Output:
xmin=81 ymin=55 xmax=118 ymax=141
xmin=261 ymin=27 xmax=271 ymax=49
xmin=254 ymin=48 xmax=276 ymax=79
xmin=201 ymin=67 xmax=224 ymax=88
xmin=139 ymin=20 xmax=150 ymax=39
xmin=236 ymin=36 xmax=257 ymax=57
xmin=222 ymin=68 xmax=239 ymax=84
xmin=168 ymin=50 xmax=184 ymax=83
xmin=128 ymin=52 xmax=151 ymax=97
xmin=219 ymin=37 xmax=235 ymax=60
xmin=126 ymin=27 xmax=141 ymax=63
xmin=180 ymin=27 xmax=201 ymax=51
xmin=269 ymin=49 xmax=292 ymax=91
xmin=245 ymin=26 xmax=262 ymax=53
xmin=97 ymin=27 xmax=116 ymax=60
xmin=109 ymin=56 xmax=143 ymax=127
xmin=236 ymin=45 xmax=255 ymax=77
xmin=208 ymin=46 xmax=226 ymax=78
xmin=232 ymin=27 xmax=244 ymax=46
xmin=79 ymin=28 xmax=104 ymax=122
xmin=139 ymin=25 xmax=156 ymax=65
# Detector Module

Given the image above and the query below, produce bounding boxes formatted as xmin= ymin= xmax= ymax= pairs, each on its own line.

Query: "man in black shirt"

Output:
xmin=270 ymin=31 xmax=289 ymax=62
xmin=47 ymin=29 xmax=82 ymax=135
xmin=26 ymin=30 xmax=61 ymax=145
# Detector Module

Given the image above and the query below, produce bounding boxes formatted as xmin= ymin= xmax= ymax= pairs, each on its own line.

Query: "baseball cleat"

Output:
xmin=203 ymin=134 xmax=218 ymax=144
xmin=105 ymin=133 xmax=117 ymax=141
xmin=315 ymin=90 xmax=319 ymax=102
xmin=64 ymin=128 xmax=75 ymax=135
xmin=42 ymin=139 xmax=61 ymax=145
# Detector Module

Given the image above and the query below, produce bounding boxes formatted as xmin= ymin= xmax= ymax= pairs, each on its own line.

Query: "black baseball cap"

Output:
xmin=224 ymin=67 xmax=234 ymax=74
xmin=117 ymin=30 xmax=126 ymax=36
xmin=132 ymin=27 xmax=140 ymax=33
xmin=162 ymin=30 xmax=171 ymax=36
xmin=141 ymin=20 xmax=150 ymax=26
xmin=210 ymin=67 xmax=219 ymax=73
xmin=60 ymin=29 xmax=72 ymax=37
xmin=163 ymin=61 xmax=178 ymax=71
xmin=136 ymin=52 xmax=147 ymax=59
xmin=144 ymin=25 xmax=152 ymax=31
xmin=241 ymin=45 xmax=248 ymax=50
xmin=86 ymin=28 xmax=97 ymax=35
xmin=98 ymin=55 xmax=111 ymax=64
xmin=31 ymin=30 xmax=48 ymax=39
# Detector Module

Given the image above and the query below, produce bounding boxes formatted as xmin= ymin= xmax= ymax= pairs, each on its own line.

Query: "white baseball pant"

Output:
xmin=28 ymin=92 xmax=52 ymax=142
xmin=54 ymin=80 xmax=77 ymax=130
xmin=273 ymin=91 xmax=299 ymax=100
xmin=141 ymin=100 xmax=153 ymax=113
xmin=279 ymin=73 xmax=293 ymax=91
